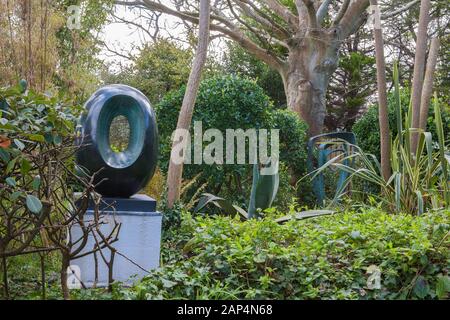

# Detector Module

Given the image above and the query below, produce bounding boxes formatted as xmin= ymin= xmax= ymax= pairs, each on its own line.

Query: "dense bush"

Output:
xmin=222 ymin=42 xmax=286 ymax=107
xmin=104 ymin=39 xmax=193 ymax=104
xmin=0 ymin=83 xmax=81 ymax=213
xmin=0 ymin=83 xmax=123 ymax=299
xmin=271 ymin=109 xmax=308 ymax=177
xmin=121 ymin=208 xmax=449 ymax=300
xmin=155 ymin=75 xmax=308 ymax=207
xmin=353 ymin=88 xmax=450 ymax=158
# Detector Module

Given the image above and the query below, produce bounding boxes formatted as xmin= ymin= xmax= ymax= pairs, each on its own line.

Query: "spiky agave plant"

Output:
xmin=194 ymin=158 xmax=279 ymax=219
xmin=312 ymin=61 xmax=449 ymax=214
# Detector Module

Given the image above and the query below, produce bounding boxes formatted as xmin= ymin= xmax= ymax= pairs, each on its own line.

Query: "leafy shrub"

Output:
xmin=222 ymin=42 xmax=286 ymax=107
xmin=353 ymin=88 xmax=450 ymax=159
xmin=0 ymin=83 xmax=121 ymax=300
xmin=347 ymin=67 xmax=449 ymax=214
xmin=0 ymin=83 xmax=88 ymax=299
xmin=271 ymin=109 xmax=308 ymax=177
xmin=122 ymin=208 xmax=450 ymax=300
xmin=0 ymin=84 xmax=81 ymax=216
xmin=105 ymin=39 xmax=193 ymax=104
xmin=155 ymin=75 xmax=308 ymax=206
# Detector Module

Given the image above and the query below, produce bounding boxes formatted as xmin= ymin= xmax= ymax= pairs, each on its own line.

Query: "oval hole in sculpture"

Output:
xmin=109 ymin=115 xmax=130 ymax=153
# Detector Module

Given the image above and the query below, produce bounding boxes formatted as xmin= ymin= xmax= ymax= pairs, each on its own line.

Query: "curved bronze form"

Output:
xmin=76 ymin=85 xmax=158 ymax=198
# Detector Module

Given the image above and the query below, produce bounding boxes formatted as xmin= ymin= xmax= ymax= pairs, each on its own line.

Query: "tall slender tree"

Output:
xmin=369 ymin=0 xmax=390 ymax=181
xmin=166 ymin=0 xmax=211 ymax=207
xmin=410 ymin=0 xmax=431 ymax=152
xmin=419 ymin=37 xmax=440 ymax=132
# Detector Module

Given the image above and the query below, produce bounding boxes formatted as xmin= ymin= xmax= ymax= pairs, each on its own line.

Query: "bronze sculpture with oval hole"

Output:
xmin=75 ymin=84 xmax=158 ymax=197
xmin=72 ymin=84 xmax=162 ymax=287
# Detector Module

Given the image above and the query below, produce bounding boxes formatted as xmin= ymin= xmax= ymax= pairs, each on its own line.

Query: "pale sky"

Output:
xmin=99 ymin=3 xmax=226 ymax=73
xmin=99 ymin=4 xmax=189 ymax=72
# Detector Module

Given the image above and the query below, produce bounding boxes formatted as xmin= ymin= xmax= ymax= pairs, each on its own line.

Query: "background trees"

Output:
xmin=0 ymin=0 xmax=112 ymax=101
xmin=115 ymin=0 xmax=427 ymax=136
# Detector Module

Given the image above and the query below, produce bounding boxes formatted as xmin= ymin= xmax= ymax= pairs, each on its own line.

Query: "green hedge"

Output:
xmin=122 ymin=209 xmax=450 ymax=300
xmin=155 ymin=75 xmax=308 ymax=205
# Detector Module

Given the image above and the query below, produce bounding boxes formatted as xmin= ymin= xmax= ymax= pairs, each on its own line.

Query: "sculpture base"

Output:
xmin=70 ymin=194 xmax=162 ymax=288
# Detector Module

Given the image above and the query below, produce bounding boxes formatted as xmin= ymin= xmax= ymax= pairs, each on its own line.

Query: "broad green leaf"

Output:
xmin=436 ymin=275 xmax=450 ymax=300
xmin=161 ymin=279 xmax=177 ymax=289
xmin=6 ymin=157 xmax=17 ymax=174
xmin=5 ymin=177 xmax=16 ymax=187
xmin=26 ymin=194 xmax=42 ymax=214
xmin=21 ymin=158 xmax=31 ymax=175
xmin=27 ymin=134 xmax=45 ymax=142
xmin=393 ymin=61 xmax=403 ymax=146
xmin=194 ymin=193 xmax=236 ymax=215
xmin=394 ymin=173 xmax=401 ymax=211
xmin=11 ymin=191 xmax=23 ymax=201
xmin=413 ymin=276 xmax=429 ymax=299
xmin=233 ymin=205 xmax=249 ymax=221
xmin=275 ymin=210 xmax=335 ymax=224
xmin=32 ymin=175 xmax=41 ymax=191
xmin=350 ymin=230 xmax=365 ymax=240
xmin=0 ymin=149 xmax=10 ymax=162
xmin=248 ymin=162 xmax=260 ymax=219
xmin=53 ymin=135 xmax=62 ymax=145
xmin=416 ymin=191 xmax=424 ymax=215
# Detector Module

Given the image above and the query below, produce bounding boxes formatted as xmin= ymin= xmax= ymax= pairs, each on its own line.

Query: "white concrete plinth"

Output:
xmin=70 ymin=209 xmax=162 ymax=287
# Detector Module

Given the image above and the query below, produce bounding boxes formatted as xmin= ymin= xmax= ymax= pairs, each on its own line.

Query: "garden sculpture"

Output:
xmin=307 ymin=132 xmax=356 ymax=206
xmin=75 ymin=84 xmax=158 ymax=197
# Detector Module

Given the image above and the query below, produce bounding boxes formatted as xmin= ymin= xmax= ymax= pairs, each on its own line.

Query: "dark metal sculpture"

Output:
xmin=75 ymin=84 xmax=158 ymax=198
xmin=307 ymin=132 xmax=356 ymax=206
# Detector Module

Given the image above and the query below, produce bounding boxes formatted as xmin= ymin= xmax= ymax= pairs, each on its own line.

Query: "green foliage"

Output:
xmin=156 ymin=75 xmax=308 ymax=206
xmin=194 ymin=158 xmax=280 ymax=219
xmin=0 ymin=83 xmax=81 ymax=203
xmin=54 ymin=0 xmax=113 ymax=102
xmin=0 ymin=83 xmax=80 ymax=262
xmin=335 ymin=65 xmax=449 ymax=214
xmin=353 ymin=88 xmax=450 ymax=159
xmin=107 ymin=39 xmax=193 ymax=104
xmin=271 ymin=109 xmax=308 ymax=177
xmin=326 ymin=51 xmax=376 ymax=131
xmin=120 ymin=208 xmax=450 ymax=300
xmin=0 ymin=253 xmax=63 ymax=300
xmin=222 ymin=42 xmax=286 ymax=107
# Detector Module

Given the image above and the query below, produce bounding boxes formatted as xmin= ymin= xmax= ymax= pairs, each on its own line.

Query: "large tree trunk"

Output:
xmin=283 ymin=33 xmax=339 ymax=136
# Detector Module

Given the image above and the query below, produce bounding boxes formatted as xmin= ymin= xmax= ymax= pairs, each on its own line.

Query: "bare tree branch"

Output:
xmin=116 ymin=0 xmax=286 ymax=71
xmin=234 ymin=0 xmax=290 ymax=38
xmin=333 ymin=0 xmax=350 ymax=26
xmin=317 ymin=0 xmax=332 ymax=25
xmin=259 ymin=0 xmax=299 ymax=29
xmin=338 ymin=0 xmax=370 ymax=38
xmin=301 ymin=0 xmax=318 ymax=30
xmin=381 ymin=0 xmax=420 ymax=19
